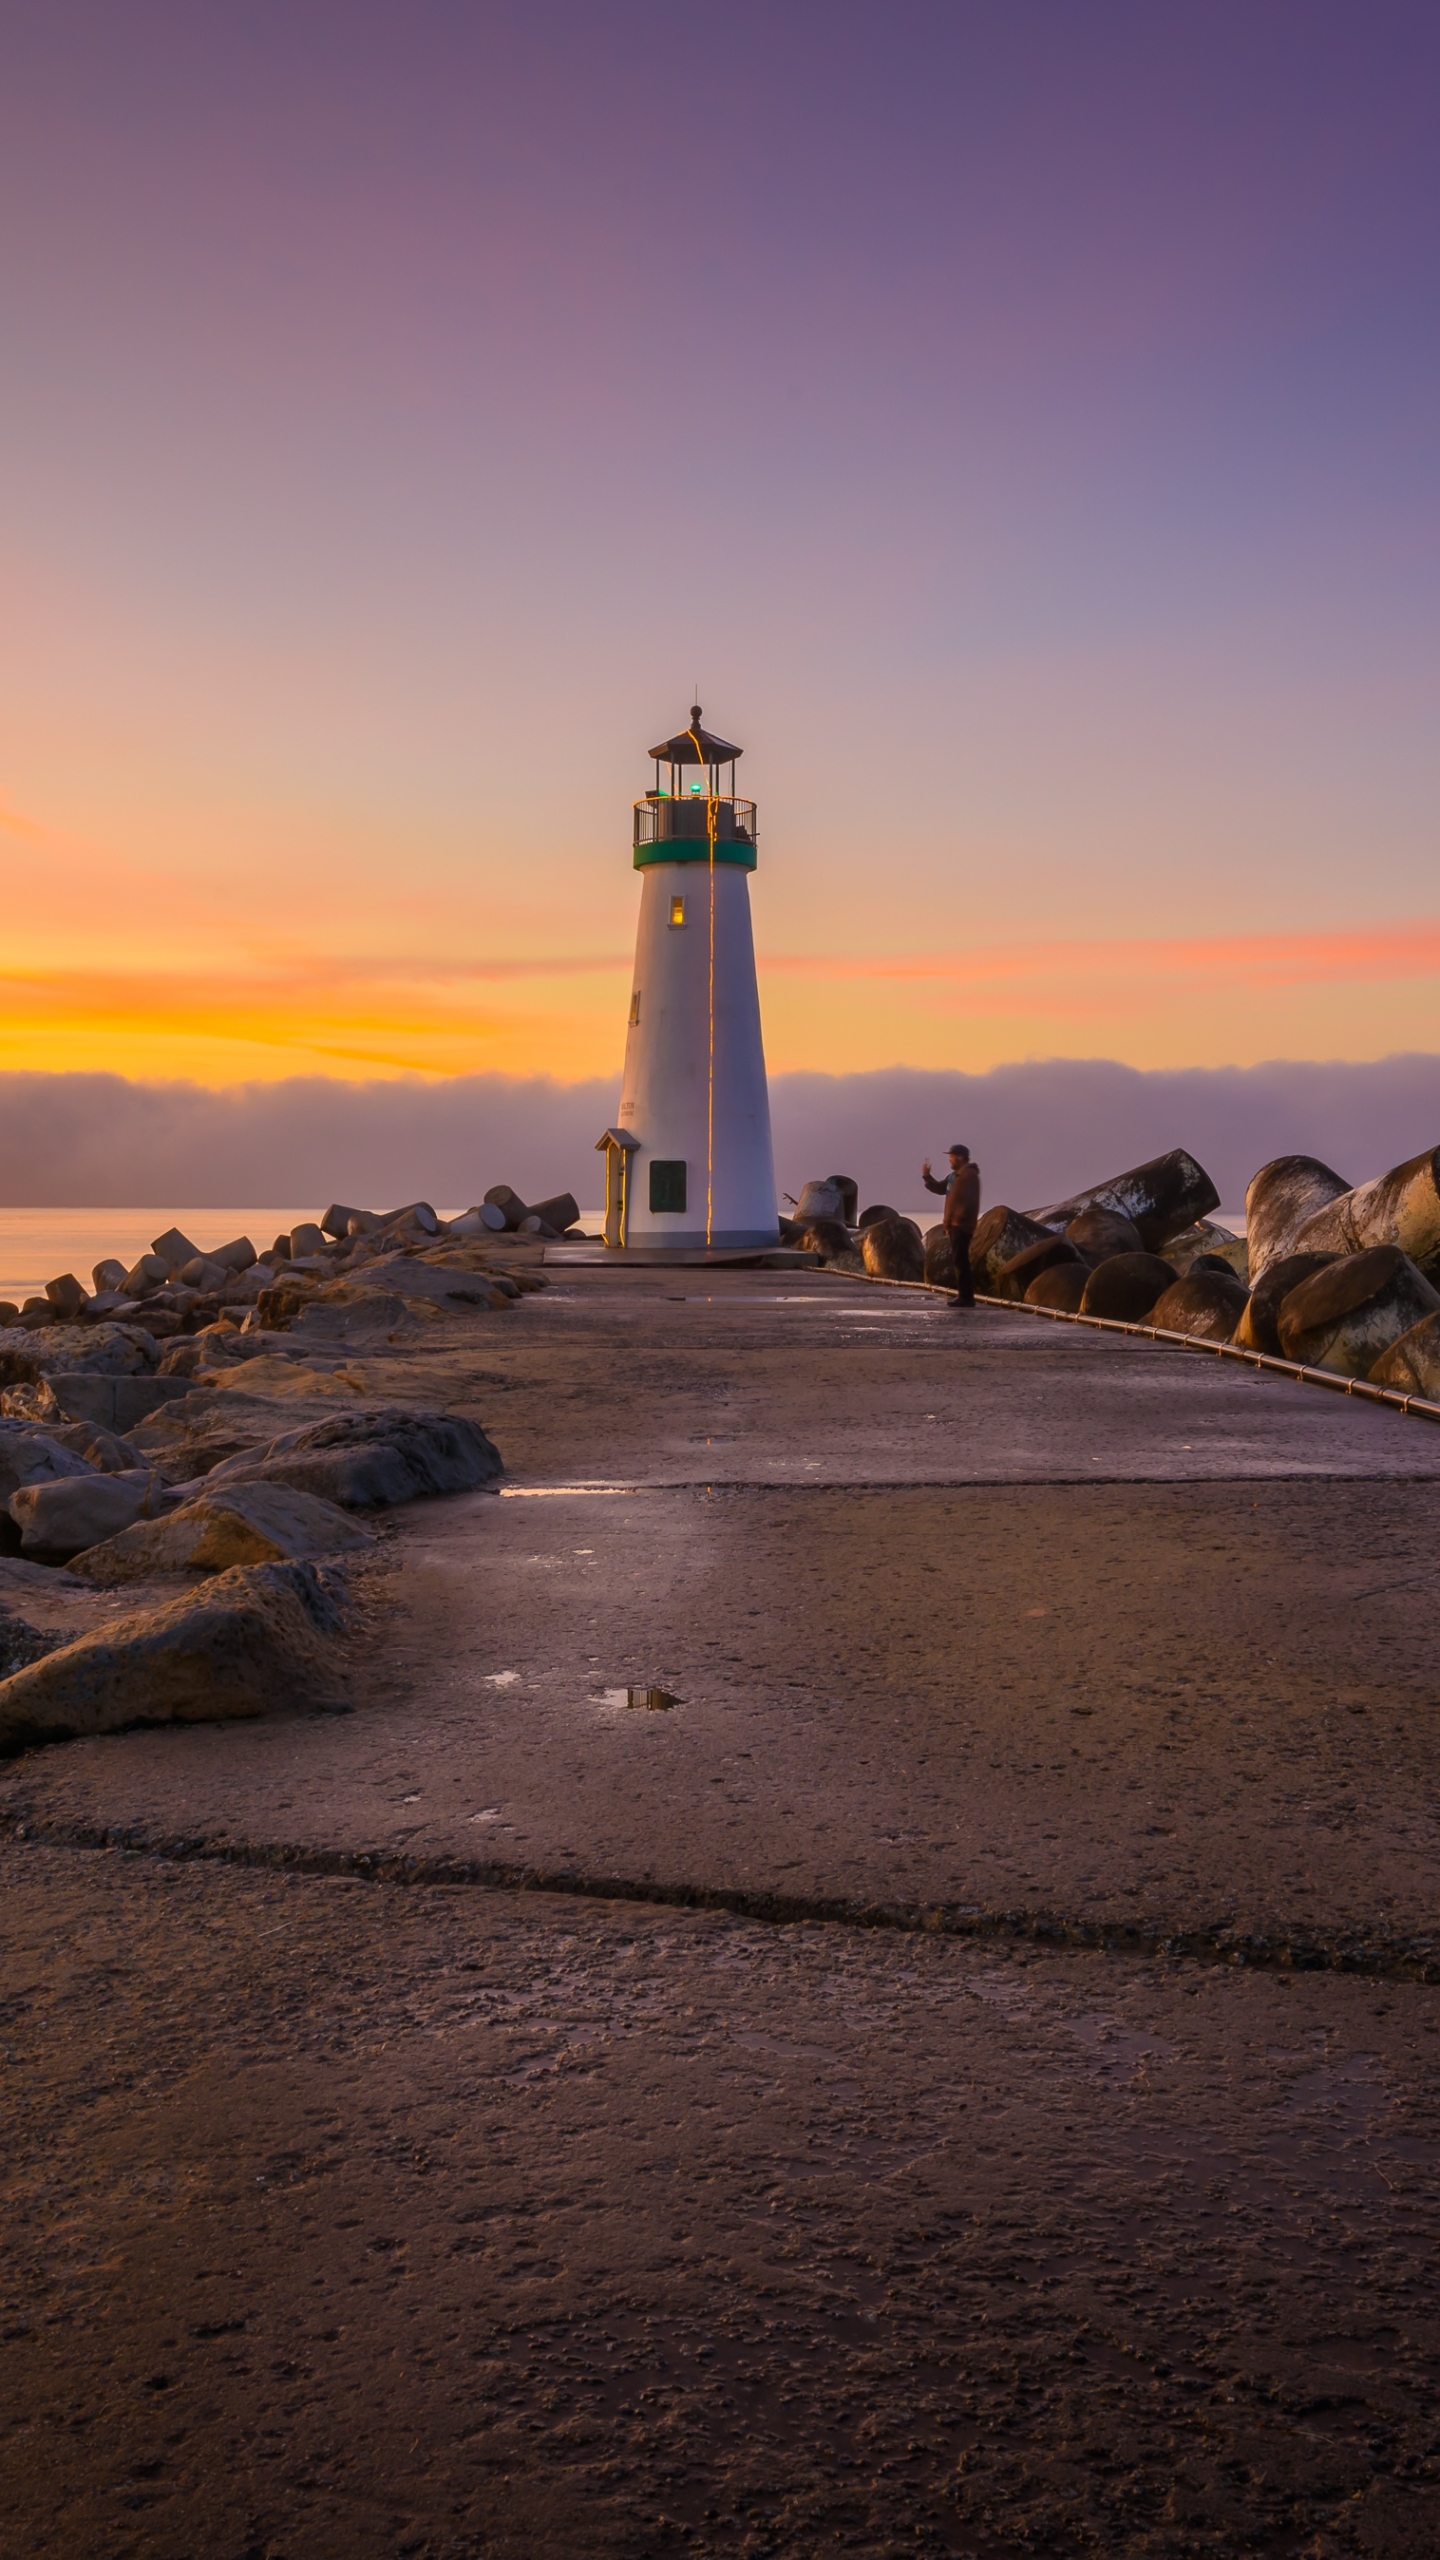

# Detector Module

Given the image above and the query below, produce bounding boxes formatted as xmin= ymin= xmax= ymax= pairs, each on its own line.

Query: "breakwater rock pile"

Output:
xmin=784 ymin=1142 xmax=1440 ymax=1396
xmin=0 ymin=1187 xmax=578 ymax=1751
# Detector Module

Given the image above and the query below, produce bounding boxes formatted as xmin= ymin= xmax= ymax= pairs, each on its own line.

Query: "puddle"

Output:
xmin=597 ymin=1685 xmax=683 ymax=1711
xmin=499 ymin=1484 xmax=646 ymax=1498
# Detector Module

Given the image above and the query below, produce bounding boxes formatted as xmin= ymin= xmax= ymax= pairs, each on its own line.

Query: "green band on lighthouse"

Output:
xmin=633 ymin=839 xmax=757 ymax=872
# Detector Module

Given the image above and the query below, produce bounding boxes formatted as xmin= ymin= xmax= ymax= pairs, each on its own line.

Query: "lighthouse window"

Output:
xmin=668 ymin=896 xmax=686 ymax=928
xmin=629 ymin=990 xmax=641 ymax=1024
xmin=649 ymin=1159 xmax=687 ymax=1214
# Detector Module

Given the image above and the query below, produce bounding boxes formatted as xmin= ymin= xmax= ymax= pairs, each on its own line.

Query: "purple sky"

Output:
xmin=2 ymin=2 xmax=1438 ymax=1089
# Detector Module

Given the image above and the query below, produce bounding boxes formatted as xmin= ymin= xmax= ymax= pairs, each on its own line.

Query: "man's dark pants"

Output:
xmin=949 ymin=1227 xmax=975 ymax=1308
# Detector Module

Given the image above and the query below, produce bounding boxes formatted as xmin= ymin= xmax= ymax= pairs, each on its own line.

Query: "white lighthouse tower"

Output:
xmin=598 ymin=707 xmax=779 ymax=1251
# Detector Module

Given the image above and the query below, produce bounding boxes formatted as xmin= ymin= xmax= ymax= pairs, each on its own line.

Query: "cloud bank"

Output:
xmin=3 ymin=1058 xmax=1439 ymax=1217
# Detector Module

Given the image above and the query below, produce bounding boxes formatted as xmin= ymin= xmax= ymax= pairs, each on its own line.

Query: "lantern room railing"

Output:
xmin=633 ymin=794 xmax=757 ymax=851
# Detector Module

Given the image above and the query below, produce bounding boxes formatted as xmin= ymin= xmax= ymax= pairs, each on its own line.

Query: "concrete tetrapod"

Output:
xmin=968 ymin=1207 xmax=1054 ymax=1291
xmin=1288 ymin=1144 xmax=1440 ymax=1278
xmin=993 ymin=1236 xmax=1082 ymax=1302
xmin=1147 ymin=1271 xmax=1250 ymax=1343
xmin=1275 ymin=1246 xmax=1440 ymax=1378
xmin=1244 ymin=1155 xmax=1351 ymax=1279
xmin=1063 ymin=1208 xmax=1144 ymax=1261
xmin=1030 ymin=1149 xmax=1220 ymax=1252
xmin=1078 ymin=1254 xmax=1177 ymax=1322
xmin=1366 ymin=1311 xmax=1440 ymax=1398
xmin=1024 ymin=1263 xmax=1089 ymax=1312
xmin=0 ymin=1559 xmax=351 ymax=1754
xmin=859 ymin=1218 xmax=926 ymax=1283
xmin=1233 ymin=1252 xmax=1340 ymax=1358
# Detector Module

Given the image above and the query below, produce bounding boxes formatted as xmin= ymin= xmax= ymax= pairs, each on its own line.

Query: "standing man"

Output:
xmin=922 ymin=1143 xmax=981 ymax=1309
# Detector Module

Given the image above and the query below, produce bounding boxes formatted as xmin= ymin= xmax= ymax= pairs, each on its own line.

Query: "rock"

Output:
xmin=968 ymin=1206 xmax=1055 ymax=1290
xmin=859 ymin=1217 xmax=925 ymax=1283
xmin=1245 ymin=1155 xmax=1351 ymax=1278
xmin=993 ymin=1236 xmax=1082 ymax=1301
xmin=1025 ymin=1263 xmax=1089 ymax=1312
xmin=1079 ymin=1253 xmax=1178 ymax=1322
xmin=10 ymin=1471 xmax=163 ymax=1562
xmin=923 ymin=1226 xmax=959 ymax=1289
xmin=91 ymin=1258 xmax=129 ymax=1293
xmin=349 ymin=1257 xmax=510 ymax=1310
xmin=793 ymin=1180 xmax=847 ymax=1222
xmin=0 ymin=1428 xmax=96 ymax=1505
xmin=1367 ymin=1312 xmax=1440 ymax=1398
xmin=1030 ymin=1150 xmax=1220 ymax=1252
xmin=19 ymin=1323 xmax=157 ymax=1378
xmin=0 ymin=1304 xmax=18 ymax=1327
xmin=1288 ymin=1145 xmax=1440 ymax=1278
xmin=1163 ymin=1219 xmax=1250 ymax=1282
xmin=71 ymin=1482 xmax=373 ymax=1583
xmin=448 ymin=1204 xmax=508 ymax=1237
xmin=44 ymin=1274 xmax=89 ymax=1317
xmin=857 ymin=1204 xmax=899 ymax=1229
xmin=203 ymin=1406 xmax=503 ymax=1509
xmin=1276 ymin=1246 xmax=1440 ymax=1377
xmin=289 ymin=1293 xmax=424 ymax=1346
xmin=0 ymin=1559 xmax=350 ymax=1753
xmin=150 ymin=1226 xmax=202 ymax=1272
xmin=86 ymin=1291 xmax=143 ymax=1319
xmin=19 ymin=1373 xmax=197 ymax=1435
xmin=1147 ymin=1272 xmax=1249 ymax=1342
xmin=1063 ymin=1208 xmax=1144 ymax=1261
xmin=43 ymin=1422 xmax=142 ymax=1473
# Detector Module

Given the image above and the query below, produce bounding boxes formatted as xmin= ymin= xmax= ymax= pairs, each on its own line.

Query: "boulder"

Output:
xmin=1276 ymin=1246 xmax=1440 ymax=1377
xmin=968 ymin=1206 xmax=1054 ymax=1291
xmin=859 ymin=1217 xmax=925 ymax=1283
xmin=91 ymin=1258 xmax=129 ymax=1293
xmin=0 ymin=1304 xmax=18 ymax=1327
xmin=993 ymin=1236 xmax=1082 ymax=1301
xmin=0 ymin=1322 xmax=155 ymax=1381
xmin=151 ymin=1226 xmax=202 ymax=1272
xmin=203 ymin=1406 xmax=504 ymax=1509
xmin=1367 ymin=1312 xmax=1440 ymax=1399
xmin=289 ymin=1293 xmax=424 ymax=1346
xmin=0 ymin=1427 xmax=96 ymax=1505
xmin=1245 ymin=1155 xmax=1352 ymax=1278
xmin=923 ymin=1226 xmax=959 ymax=1289
xmin=0 ymin=1559 xmax=350 ymax=1753
xmin=43 ymin=1421 xmax=142 ymax=1474
xmin=351 ymin=1256 xmax=510 ymax=1310
xmin=71 ymin=1482 xmax=373 ymax=1583
xmin=44 ymin=1274 xmax=88 ymax=1317
xmin=1025 ymin=1263 xmax=1089 ymax=1312
xmin=1079 ymin=1253 xmax=1178 ymax=1322
xmin=1252 ymin=1253 xmax=1352 ymax=1370
xmin=1147 ymin=1272 xmax=1249 ymax=1342
xmin=1288 ymin=1145 xmax=1440 ymax=1279
xmin=11 ymin=1372 xmax=196 ymax=1435
xmin=1064 ymin=1207 xmax=1145 ymax=1262
xmin=1030 ymin=1150 xmax=1220 ymax=1252
xmin=9 ymin=1471 xmax=163 ymax=1562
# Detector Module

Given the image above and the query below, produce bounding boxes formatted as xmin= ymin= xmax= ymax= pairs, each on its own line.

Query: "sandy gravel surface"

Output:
xmin=5 ymin=1265 xmax=1440 ymax=2554
xmin=4 ymin=1841 xmax=1439 ymax=2559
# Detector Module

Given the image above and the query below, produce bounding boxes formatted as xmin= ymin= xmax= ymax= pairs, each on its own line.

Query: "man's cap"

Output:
xmin=948 ymin=1143 xmax=970 ymax=1157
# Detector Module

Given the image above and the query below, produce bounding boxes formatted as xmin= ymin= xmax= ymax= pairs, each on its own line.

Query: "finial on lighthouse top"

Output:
xmin=648 ymin=705 xmax=743 ymax=766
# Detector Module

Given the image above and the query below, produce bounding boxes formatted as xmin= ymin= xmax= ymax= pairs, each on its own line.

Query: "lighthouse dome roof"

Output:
xmin=648 ymin=705 xmax=742 ymax=766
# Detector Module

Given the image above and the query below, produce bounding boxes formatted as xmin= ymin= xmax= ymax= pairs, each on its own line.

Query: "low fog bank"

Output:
xmin=2 ymin=1057 xmax=1438 ymax=1212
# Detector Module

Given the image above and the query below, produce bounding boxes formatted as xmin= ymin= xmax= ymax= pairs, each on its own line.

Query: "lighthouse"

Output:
xmin=598 ymin=707 xmax=779 ymax=1251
